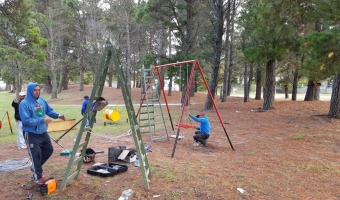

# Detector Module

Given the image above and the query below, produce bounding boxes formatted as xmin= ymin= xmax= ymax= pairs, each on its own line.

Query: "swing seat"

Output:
xmin=176 ymin=123 xmax=193 ymax=129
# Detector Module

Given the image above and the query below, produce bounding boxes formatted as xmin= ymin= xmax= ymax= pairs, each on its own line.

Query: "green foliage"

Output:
xmin=240 ymin=0 xmax=302 ymax=63
xmin=0 ymin=0 xmax=47 ymax=85
xmin=140 ymin=53 xmax=158 ymax=68
xmin=302 ymin=28 xmax=340 ymax=80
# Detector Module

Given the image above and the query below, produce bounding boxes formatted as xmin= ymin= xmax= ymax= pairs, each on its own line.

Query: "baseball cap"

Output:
xmin=19 ymin=92 xmax=26 ymax=96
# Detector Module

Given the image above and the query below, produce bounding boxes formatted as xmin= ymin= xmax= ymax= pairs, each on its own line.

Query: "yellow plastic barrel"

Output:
xmin=103 ymin=108 xmax=121 ymax=122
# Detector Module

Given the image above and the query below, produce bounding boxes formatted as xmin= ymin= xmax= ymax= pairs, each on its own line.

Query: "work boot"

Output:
xmin=193 ymin=142 xmax=199 ymax=147
xmin=35 ymin=177 xmax=46 ymax=185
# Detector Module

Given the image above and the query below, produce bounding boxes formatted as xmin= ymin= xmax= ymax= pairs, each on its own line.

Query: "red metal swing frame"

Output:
xmin=137 ymin=60 xmax=234 ymax=157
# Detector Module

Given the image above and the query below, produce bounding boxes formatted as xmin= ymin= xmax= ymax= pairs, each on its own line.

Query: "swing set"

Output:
xmin=149 ymin=60 xmax=235 ymax=157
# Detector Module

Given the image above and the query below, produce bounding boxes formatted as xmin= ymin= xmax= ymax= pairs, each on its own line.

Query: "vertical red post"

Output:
xmin=6 ymin=111 xmax=13 ymax=134
xmin=196 ymin=61 xmax=234 ymax=151
xmin=155 ymin=67 xmax=175 ymax=131
xmin=171 ymin=62 xmax=196 ymax=157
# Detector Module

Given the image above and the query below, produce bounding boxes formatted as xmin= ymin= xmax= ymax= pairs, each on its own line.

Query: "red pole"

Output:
xmin=155 ymin=67 xmax=175 ymax=131
xmin=6 ymin=111 xmax=13 ymax=134
xmin=196 ymin=61 xmax=235 ymax=151
xmin=171 ymin=62 xmax=196 ymax=158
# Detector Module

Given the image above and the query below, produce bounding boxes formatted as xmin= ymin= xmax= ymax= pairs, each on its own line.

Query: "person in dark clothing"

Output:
xmin=189 ymin=112 xmax=211 ymax=147
xmin=19 ymin=82 xmax=66 ymax=184
xmin=12 ymin=91 xmax=26 ymax=149
xmin=81 ymin=95 xmax=90 ymax=126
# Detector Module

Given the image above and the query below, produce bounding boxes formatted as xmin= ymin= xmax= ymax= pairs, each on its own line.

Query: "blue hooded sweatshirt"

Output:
xmin=189 ymin=114 xmax=211 ymax=135
xmin=19 ymin=82 xmax=60 ymax=134
xmin=81 ymin=96 xmax=90 ymax=115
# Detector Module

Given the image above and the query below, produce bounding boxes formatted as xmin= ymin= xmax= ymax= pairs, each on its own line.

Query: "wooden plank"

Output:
xmin=47 ymin=119 xmax=77 ymax=132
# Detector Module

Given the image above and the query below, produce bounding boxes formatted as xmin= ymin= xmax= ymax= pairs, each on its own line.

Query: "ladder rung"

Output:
xmin=139 ymin=124 xmax=151 ymax=128
xmin=145 ymin=91 xmax=157 ymax=94
xmin=150 ymin=121 xmax=166 ymax=125
xmin=83 ymin=127 xmax=92 ymax=132
xmin=152 ymin=135 xmax=169 ymax=141
xmin=149 ymin=114 xmax=162 ymax=117
xmin=144 ymin=68 xmax=153 ymax=72
xmin=141 ymin=128 xmax=167 ymax=134
xmin=67 ymin=171 xmax=79 ymax=182
xmin=140 ymin=105 xmax=157 ymax=108
xmin=145 ymin=76 xmax=153 ymax=79
xmin=146 ymin=98 xmax=159 ymax=101
xmin=139 ymin=118 xmax=153 ymax=122
xmin=145 ymin=168 xmax=150 ymax=177
xmin=77 ymin=141 xmax=87 ymax=149
xmin=139 ymin=111 xmax=155 ymax=114
xmin=72 ymin=156 xmax=83 ymax=165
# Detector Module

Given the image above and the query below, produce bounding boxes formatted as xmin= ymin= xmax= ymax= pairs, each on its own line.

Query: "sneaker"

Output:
xmin=18 ymin=145 xmax=27 ymax=149
xmin=202 ymin=140 xmax=207 ymax=147
xmin=35 ymin=177 xmax=46 ymax=185
xmin=193 ymin=142 xmax=199 ymax=147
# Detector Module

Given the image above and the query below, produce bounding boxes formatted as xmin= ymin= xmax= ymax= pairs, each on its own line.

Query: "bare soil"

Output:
xmin=0 ymin=85 xmax=339 ymax=200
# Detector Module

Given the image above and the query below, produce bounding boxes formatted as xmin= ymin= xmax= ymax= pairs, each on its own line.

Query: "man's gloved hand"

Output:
xmin=58 ymin=115 xmax=66 ymax=121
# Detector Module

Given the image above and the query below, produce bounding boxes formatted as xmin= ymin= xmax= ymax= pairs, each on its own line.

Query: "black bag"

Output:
xmin=108 ymin=146 xmax=126 ymax=162
xmin=82 ymin=148 xmax=96 ymax=163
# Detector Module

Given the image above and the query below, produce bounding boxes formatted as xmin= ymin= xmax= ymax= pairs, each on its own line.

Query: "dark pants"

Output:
xmin=24 ymin=132 xmax=53 ymax=181
xmin=193 ymin=131 xmax=210 ymax=145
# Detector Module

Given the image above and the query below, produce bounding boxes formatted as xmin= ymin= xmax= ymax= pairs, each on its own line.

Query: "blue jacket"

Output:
xmin=189 ymin=114 xmax=211 ymax=135
xmin=81 ymin=97 xmax=90 ymax=115
xmin=19 ymin=82 xmax=60 ymax=134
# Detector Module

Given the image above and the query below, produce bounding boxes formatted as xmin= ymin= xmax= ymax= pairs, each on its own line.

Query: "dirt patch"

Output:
xmin=0 ymin=85 xmax=339 ymax=200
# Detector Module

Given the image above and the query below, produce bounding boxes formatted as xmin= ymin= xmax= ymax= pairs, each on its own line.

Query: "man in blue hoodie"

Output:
xmin=189 ymin=112 xmax=211 ymax=147
xmin=19 ymin=82 xmax=65 ymax=184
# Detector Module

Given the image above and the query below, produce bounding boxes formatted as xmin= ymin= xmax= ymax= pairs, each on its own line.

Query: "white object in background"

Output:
xmin=237 ymin=187 xmax=245 ymax=194
xmin=118 ymin=189 xmax=134 ymax=200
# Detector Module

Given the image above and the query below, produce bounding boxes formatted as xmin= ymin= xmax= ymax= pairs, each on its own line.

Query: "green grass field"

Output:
xmin=0 ymin=91 xmax=133 ymax=144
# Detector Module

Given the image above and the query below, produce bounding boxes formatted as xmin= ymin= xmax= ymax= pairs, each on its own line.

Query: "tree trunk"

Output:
xmin=328 ymin=74 xmax=340 ymax=118
xmin=57 ymin=69 xmax=63 ymax=94
xmin=108 ymin=71 xmax=113 ymax=87
xmin=284 ymin=84 xmax=289 ymax=99
xmin=14 ymin=61 xmax=22 ymax=95
xmin=168 ymin=75 xmax=173 ymax=96
xmin=50 ymin=72 xmax=58 ymax=99
xmin=255 ymin=64 xmax=262 ymax=100
xmin=45 ymin=76 xmax=52 ymax=94
xmin=226 ymin=0 xmax=236 ymax=97
xmin=263 ymin=59 xmax=275 ymax=110
xmin=304 ymin=79 xmax=320 ymax=101
xmin=62 ymin=68 xmax=69 ymax=91
xmin=292 ymin=68 xmax=299 ymax=101
xmin=190 ymin=70 xmax=196 ymax=97
xmin=204 ymin=0 xmax=224 ymax=110
xmin=79 ymin=62 xmax=85 ymax=92
xmin=125 ymin=4 xmax=131 ymax=94
xmin=243 ymin=62 xmax=248 ymax=103
xmin=221 ymin=0 xmax=232 ymax=102
xmin=247 ymin=62 xmax=254 ymax=101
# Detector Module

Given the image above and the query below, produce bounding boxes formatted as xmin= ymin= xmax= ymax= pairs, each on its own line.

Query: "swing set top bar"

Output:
xmin=153 ymin=60 xmax=198 ymax=69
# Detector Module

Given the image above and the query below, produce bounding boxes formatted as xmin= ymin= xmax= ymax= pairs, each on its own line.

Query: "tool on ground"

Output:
xmin=49 ymin=135 xmax=64 ymax=148
xmin=22 ymin=177 xmax=57 ymax=199
xmin=40 ymin=178 xmax=57 ymax=195
xmin=82 ymin=148 xmax=104 ymax=163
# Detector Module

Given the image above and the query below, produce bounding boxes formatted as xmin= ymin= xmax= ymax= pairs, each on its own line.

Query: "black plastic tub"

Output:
xmin=87 ymin=163 xmax=128 ymax=177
